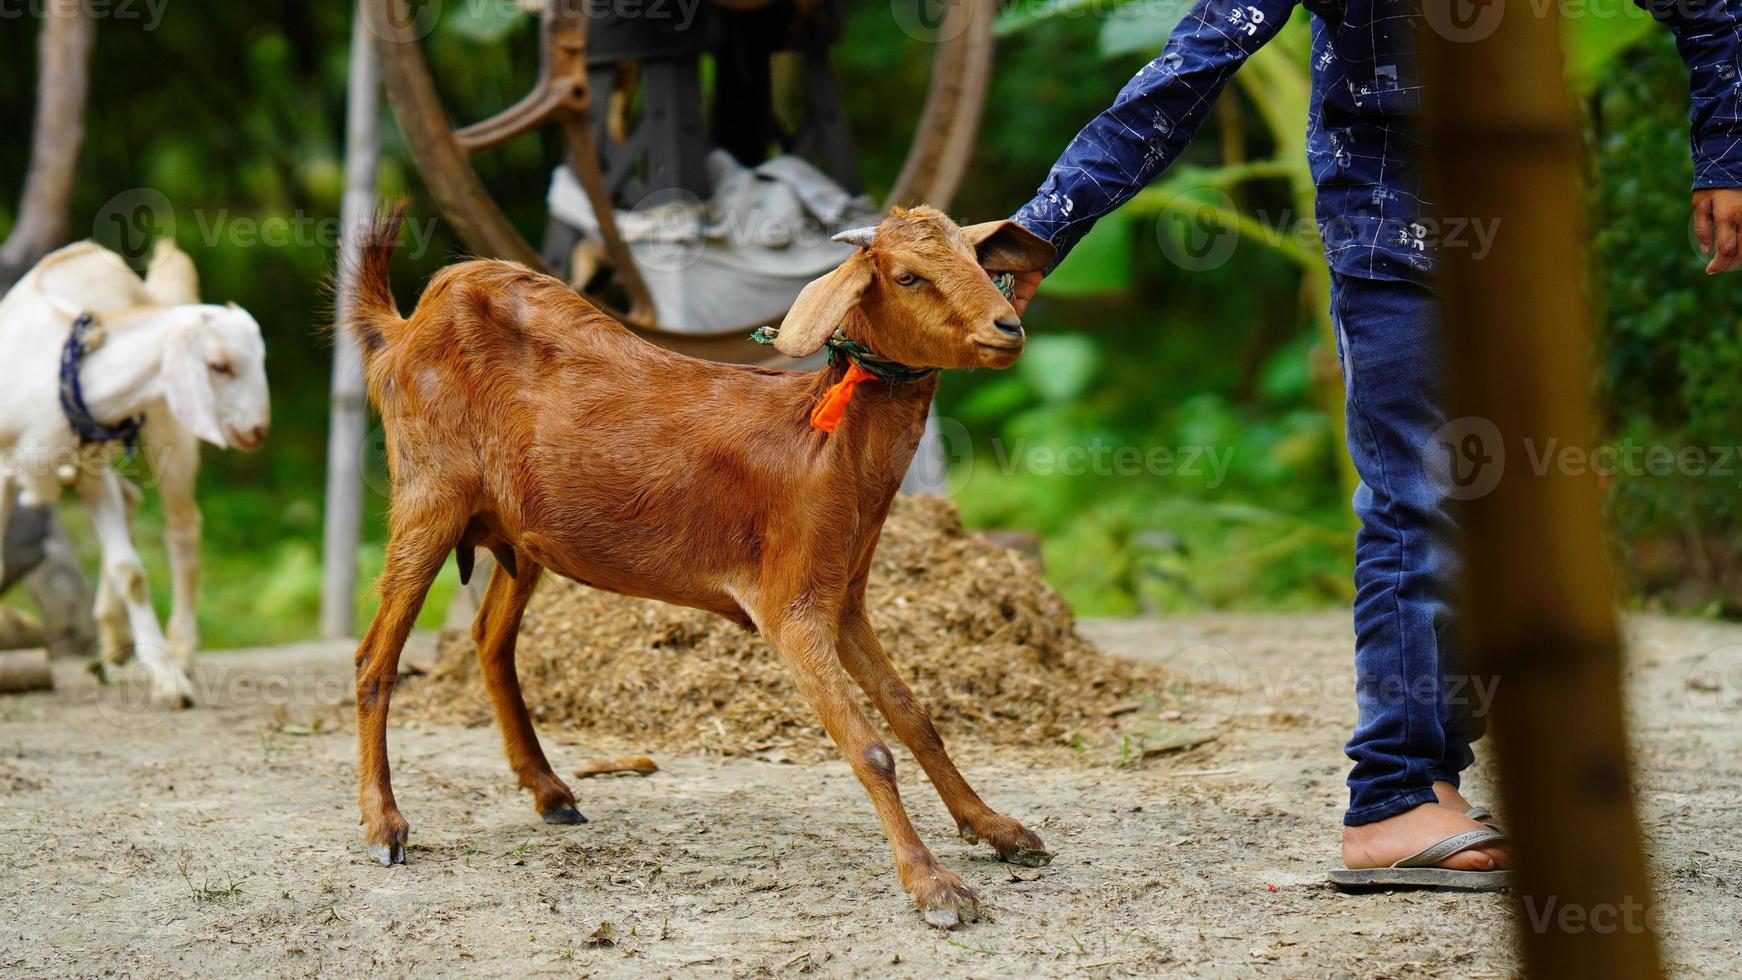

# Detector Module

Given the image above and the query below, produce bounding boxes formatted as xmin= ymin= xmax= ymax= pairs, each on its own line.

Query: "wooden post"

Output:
xmin=0 ymin=3 xmax=102 ymax=660
xmin=320 ymin=4 xmax=383 ymax=640
xmin=0 ymin=0 xmax=94 ymax=287
xmin=1421 ymin=8 xmax=1663 ymax=978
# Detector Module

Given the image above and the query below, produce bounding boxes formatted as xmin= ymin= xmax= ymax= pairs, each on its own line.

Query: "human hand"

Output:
xmin=1010 ymin=270 xmax=1042 ymax=316
xmin=1693 ymin=188 xmax=1742 ymax=275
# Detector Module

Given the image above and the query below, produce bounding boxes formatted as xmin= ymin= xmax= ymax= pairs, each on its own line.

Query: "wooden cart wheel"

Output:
xmin=370 ymin=0 xmax=995 ymax=363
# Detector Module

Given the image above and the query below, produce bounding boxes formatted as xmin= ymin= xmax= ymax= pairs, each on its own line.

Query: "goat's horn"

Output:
xmin=831 ymin=227 xmax=877 ymax=248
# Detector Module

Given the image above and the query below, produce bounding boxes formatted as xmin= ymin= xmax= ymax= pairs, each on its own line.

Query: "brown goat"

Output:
xmin=344 ymin=201 xmax=1055 ymax=927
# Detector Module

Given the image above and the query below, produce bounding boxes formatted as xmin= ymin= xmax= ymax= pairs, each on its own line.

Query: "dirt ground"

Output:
xmin=2 ymin=613 xmax=1738 ymax=977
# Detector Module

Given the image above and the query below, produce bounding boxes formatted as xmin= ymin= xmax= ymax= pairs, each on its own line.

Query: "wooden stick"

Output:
xmin=1422 ymin=12 xmax=1664 ymax=978
xmin=0 ymin=649 xmax=53 ymax=694
xmin=573 ymin=756 xmax=659 ymax=778
xmin=0 ymin=0 xmax=93 ymax=288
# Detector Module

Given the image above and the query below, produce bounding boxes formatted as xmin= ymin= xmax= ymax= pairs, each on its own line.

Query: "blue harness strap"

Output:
xmin=59 ymin=313 xmax=146 ymax=455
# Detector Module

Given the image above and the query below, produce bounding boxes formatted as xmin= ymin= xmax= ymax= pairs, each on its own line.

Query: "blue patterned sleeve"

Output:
xmin=1012 ymin=0 xmax=1301 ymax=268
xmin=1639 ymin=0 xmax=1742 ymax=188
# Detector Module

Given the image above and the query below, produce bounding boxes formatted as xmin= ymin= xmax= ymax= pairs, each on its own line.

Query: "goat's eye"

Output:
xmin=894 ymin=272 xmax=921 ymax=287
xmin=209 ymin=361 xmax=236 ymax=377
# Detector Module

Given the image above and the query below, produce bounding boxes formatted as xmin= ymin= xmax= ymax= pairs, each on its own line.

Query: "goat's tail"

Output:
xmin=343 ymin=198 xmax=408 ymax=361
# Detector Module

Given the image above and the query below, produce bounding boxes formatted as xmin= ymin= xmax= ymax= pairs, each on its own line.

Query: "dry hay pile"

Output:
xmin=404 ymin=496 xmax=1171 ymax=758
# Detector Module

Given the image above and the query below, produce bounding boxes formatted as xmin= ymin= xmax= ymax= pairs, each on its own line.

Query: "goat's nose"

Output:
xmin=251 ymin=425 xmax=268 ymax=444
xmin=993 ymin=316 xmax=1024 ymax=339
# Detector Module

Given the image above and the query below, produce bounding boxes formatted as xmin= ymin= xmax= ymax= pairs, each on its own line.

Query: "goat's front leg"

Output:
xmin=469 ymin=558 xmax=583 ymax=824
xmin=149 ymin=422 xmax=202 ymax=666
xmin=764 ymin=611 xmax=980 ymax=928
xmin=839 ymin=610 xmax=1052 ymax=866
xmin=77 ymin=469 xmax=191 ymax=708
xmin=354 ymin=512 xmax=463 ymax=866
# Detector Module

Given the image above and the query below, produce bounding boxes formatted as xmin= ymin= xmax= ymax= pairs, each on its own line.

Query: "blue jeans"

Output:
xmin=1330 ymin=272 xmax=1485 ymax=826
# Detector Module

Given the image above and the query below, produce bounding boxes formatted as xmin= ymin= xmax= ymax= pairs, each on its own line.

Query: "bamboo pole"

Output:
xmin=320 ymin=4 xmax=384 ymax=640
xmin=1421 ymin=10 xmax=1663 ymax=978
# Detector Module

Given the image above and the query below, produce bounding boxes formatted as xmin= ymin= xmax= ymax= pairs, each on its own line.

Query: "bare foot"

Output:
xmin=1342 ymin=801 xmax=1511 ymax=871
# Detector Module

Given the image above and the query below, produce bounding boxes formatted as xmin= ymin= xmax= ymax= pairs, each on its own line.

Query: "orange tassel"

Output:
xmin=810 ymin=361 xmax=877 ymax=433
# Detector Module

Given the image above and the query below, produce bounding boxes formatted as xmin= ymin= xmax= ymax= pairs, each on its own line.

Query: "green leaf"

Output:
xmin=1561 ymin=7 xmax=1657 ymax=93
xmin=443 ymin=2 xmax=528 ymax=43
xmin=1018 ymin=334 xmax=1100 ymax=403
xmin=1043 ymin=207 xmax=1136 ymax=295
xmin=1097 ymin=0 xmax=1196 ymax=59
xmin=996 ymin=0 xmax=1146 ymax=37
xmin=955 ymin=376 xmax=1036 ymax=422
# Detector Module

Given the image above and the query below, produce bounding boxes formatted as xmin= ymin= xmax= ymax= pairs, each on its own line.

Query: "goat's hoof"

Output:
xmin=1000 ymin=845 xmax=1054 ymax=868
xmin=363 ymin=810 xmax=410 ymax=866
xmin=366 ymin=841 xmax=407 ymax=866
xmin=922 ymin=906 xmax=967 ymax=929
xmin=152 ymin=682 xmax=196 ymax=710
xmin=540 ymin=805 xmax=588 ymax=825
xmin=977 ymin=816 xmax=1052 ymax=867
xmin=912 ymin=868 xmax=980 ymax=930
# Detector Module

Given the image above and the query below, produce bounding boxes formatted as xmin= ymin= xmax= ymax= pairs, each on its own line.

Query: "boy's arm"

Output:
xmin=1010 ymin=0 xmax=1300 ymax=292
xmin=1637 ymin=0 xmax=1742 ymax=273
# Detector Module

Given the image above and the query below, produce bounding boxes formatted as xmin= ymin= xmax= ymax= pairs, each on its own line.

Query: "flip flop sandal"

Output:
xmin=1329 ymin=828 xmax=1515 ymax=891
xmin=1465 ymin=806 xmax=1507 ymax=835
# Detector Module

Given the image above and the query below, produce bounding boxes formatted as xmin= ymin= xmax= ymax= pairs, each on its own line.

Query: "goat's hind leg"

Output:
xmin=94 ymin=572 xmax=133 ymax=668
xmin=469 ymin=556 xmax=584 ymax=825
xmin=839 ymin=611 xmax=1052 ymax=866
xmin=96 ymin=476 xmax=146 ymax=667
xmin=354 ymin=508 xmax=463 ymax=866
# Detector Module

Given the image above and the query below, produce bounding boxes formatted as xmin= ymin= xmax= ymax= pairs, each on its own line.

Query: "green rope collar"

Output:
xmin=749 ymin=272 xmax=1016 ymax=385
xmin=749 ymin=325 xmax=939 ymax=384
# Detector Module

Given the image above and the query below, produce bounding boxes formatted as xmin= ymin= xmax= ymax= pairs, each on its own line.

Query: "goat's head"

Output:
xmin=772 ymin=207 xmax=1055 ymax=370
xmin=159 ymin=303 xmax=271 ymax=452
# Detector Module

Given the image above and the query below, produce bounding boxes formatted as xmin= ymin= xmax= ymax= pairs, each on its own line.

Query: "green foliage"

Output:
xmin=1044 ymin=209 xmax=1138 ymax=295
xmin=1562 ymin=5 xmax=1659 ymax=94
xmin=1588 ymin=37 xmax=1742 ymax=606
xmin=1096 ymin=0 xmax=1197 ymax=57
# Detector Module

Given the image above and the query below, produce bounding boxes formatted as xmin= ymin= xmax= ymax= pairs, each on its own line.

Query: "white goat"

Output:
xmin=0 ymin=241 xmax=271 ymax=707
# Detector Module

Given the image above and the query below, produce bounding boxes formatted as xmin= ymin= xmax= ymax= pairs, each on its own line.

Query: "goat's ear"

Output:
xmin=962 ymin=220 xmax=1056 ymax=273
xmin=774 ymin=253 xmax=873 ymax=358
xmin=160 ymin=319 xmax=226 ymax=447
